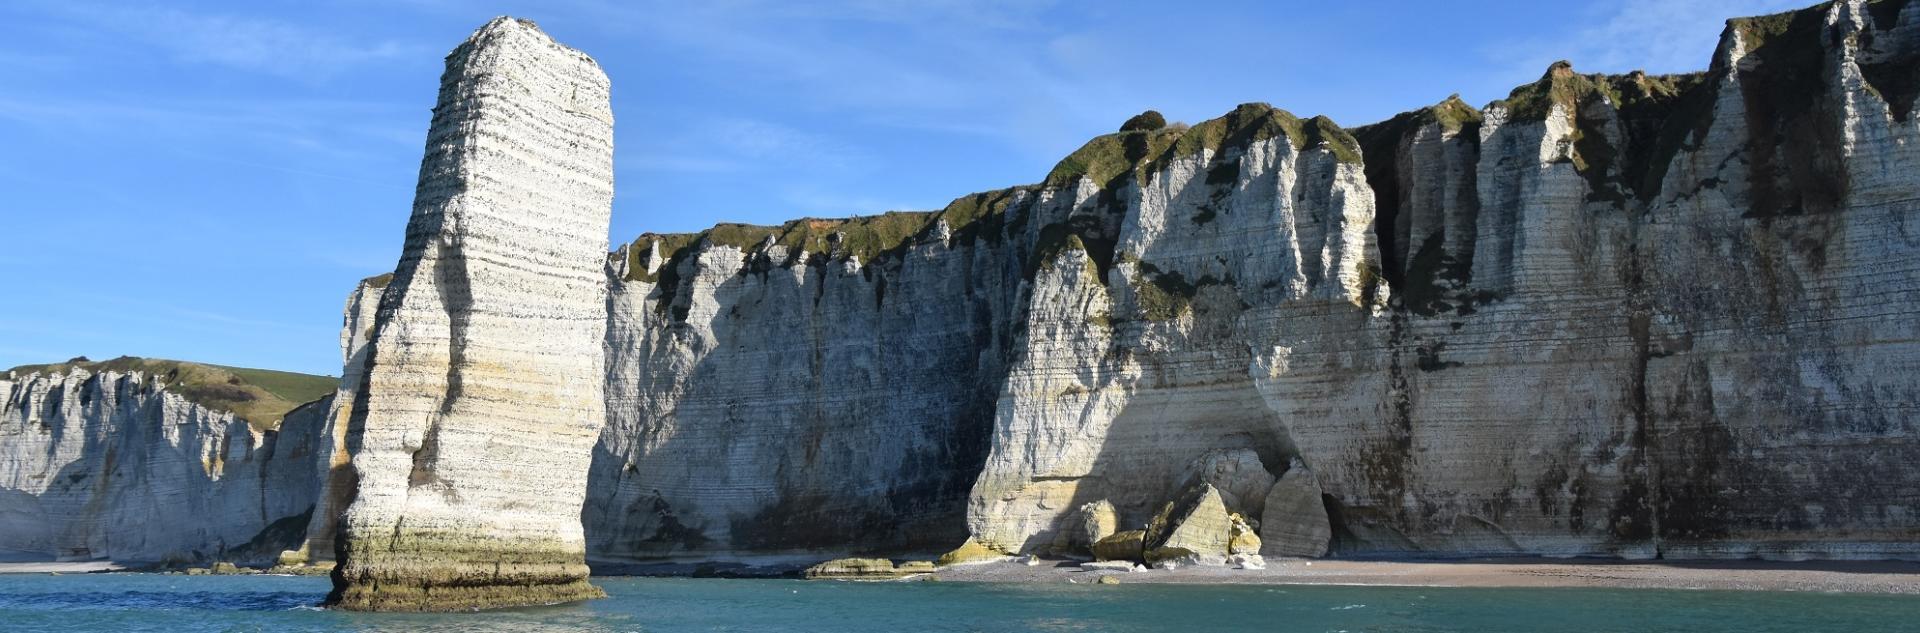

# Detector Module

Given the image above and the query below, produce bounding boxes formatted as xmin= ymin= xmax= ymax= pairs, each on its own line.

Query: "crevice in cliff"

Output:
xmin=1860 ymin=0 xmax=1920 ymax=119
xmin=1320 ymin=493 xmax=1357 ymax=555
xmin=1492 ymin=61 xmax=1715 ymax=208
xmin=1350 ymin=95 xmax=1482 ymax=289
xmin=1613 ymin=228 xmax=1664 ymax=555
xmin=1371 ymin=313 xmax=1417 ymax=508
xmin=1731 ymin=4 xmax=1853 ymax=218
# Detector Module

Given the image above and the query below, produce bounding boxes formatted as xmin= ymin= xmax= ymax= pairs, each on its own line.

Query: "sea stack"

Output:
xmin=327 ymin=17 xmax=613 ymax=611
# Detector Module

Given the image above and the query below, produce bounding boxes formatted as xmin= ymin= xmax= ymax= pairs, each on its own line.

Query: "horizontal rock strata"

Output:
xmin=597 ymin=0 xmax=1920 ymax=563
xmin=284 ymin=274 xmax=389 ymax=567
xmin=0 ymin=361 xmax=328 ymax=564
xmin=5 ymin=1 xmax=1916 ymax=574
xmin=326 ymin=17 xmax=614 ymax=611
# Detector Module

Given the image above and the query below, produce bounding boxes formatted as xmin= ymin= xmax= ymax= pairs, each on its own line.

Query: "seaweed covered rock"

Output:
xmin=803 ymin=558 xmax=900 ymax=579
xmin=1092 ymin=530 xmax=1147 ymax=563
xmin=937 ymin=538 xmax=1010 ymax=567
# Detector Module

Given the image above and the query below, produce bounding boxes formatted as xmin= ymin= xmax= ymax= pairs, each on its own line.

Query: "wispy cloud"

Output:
xmin=619 ymin=154 xmax=742 ymax=174
xmin=166 ymin=307 xmax=311 ymax=332
xmin=1484 ymin=0 xmax=1810 ymax=78
xmin=566 ymin=0 xmax=1087 ymax=147
xmin=779 ymin=188 xmax=929 ymax=216
xmin=21 ymin=0 xmax=426 ymax=78
xmin=621 ymin=116 xmax=875 ymax=175
xmin=0 ymin=295 xmax=309 ymax=336
xmin=0 ymin=95 xmax=418 ymax=163
xmin=707 ymin=118 xmax=871 ymax=170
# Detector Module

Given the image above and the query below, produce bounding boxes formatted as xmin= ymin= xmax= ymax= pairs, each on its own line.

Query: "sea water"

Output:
xmin=0 ymin=573 xmax=1913 ymax=632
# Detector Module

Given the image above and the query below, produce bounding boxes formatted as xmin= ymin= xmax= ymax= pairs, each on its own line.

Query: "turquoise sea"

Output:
xmin=0 ymin=574 xmax=1914 ymax=632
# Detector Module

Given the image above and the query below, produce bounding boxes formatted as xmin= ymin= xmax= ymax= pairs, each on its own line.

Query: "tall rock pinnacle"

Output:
xmin=326 ymin=17 xmax=613 ymax=611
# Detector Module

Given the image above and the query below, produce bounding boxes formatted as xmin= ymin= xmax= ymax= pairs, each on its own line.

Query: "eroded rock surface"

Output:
xmin=285 ymin=274 xmax=388 ymax=567
xmin=326 ymin=17 xmax=614 ymax=611
xmin=596 ymin=0 xmax=1920 ymax=563
xmin=1144 ymin=484 xmax=1234 ymax=565
xmin=0 ymin=362 xmax=328 ymax=564
xmin=1259 ymin=462 xmax=1331 ymax=558
xmin=8 ymin=1 xmax=1916 ymax=574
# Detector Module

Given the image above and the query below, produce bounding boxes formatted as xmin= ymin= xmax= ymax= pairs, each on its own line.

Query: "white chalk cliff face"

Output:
xmin=587 ymin=221 xmax=1023 ymax=558
xmin=5 ymin=0 xmax=1914 ymax=575
xmin=0 ymin=365 xmax=327 ymax=564
xmin=593 ymin=0 xmax=1920 ymax=562
xmin=327 ymin=17 xmax=613 ymax=611
xmin=288 ymin=273 xmax=388 ymax=565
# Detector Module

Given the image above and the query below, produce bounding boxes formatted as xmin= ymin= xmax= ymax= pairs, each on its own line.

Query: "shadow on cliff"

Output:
xmin=1039 ymin=360 xmax=1300 ymax=552
xmin=583 ymin=239 xmax=1023 ymax=561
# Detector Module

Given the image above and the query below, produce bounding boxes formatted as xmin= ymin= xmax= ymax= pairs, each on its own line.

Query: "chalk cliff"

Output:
xmin=4 ymin=0 xmax=1915 ymax=576
xmin=0 ymin=359 xmax=332 ymax=564
xmin=286 ymin=273 xmax=389 ymax=566
xmin=589 ymin=0 xmax=1920 ymax=563
xmin=325 ymin=17 xmax=614 ymax=611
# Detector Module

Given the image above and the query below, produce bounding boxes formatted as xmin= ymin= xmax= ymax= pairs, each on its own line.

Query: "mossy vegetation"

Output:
xmin=930 ymin=186 xmax=1030 ymax=245
xmin=1048 ymin=102 xmax=1363 ymax=193
xmin=621 ymin=232 xmax=704 ymax=283
xmin=1119 ymin=110 xmax=1167 ymax=132
xmin=1492 ymin=61 xmax=1600 ymax=122
xmin=1044 ymin=128 xmax=1182 ymax=188
xmin=1124 ymin=258 xmax=1224 ymax=322
xmin=1029 ymin=223 xmax=1088 ymax=277
xmin=620 ymin=212 xmax=933 ymax=282
xmin=616 ymin=102 xmax=1373 ymax=309
xmin=936 ymin=538 xmax=1009 ymax=566
xmin=620 ymin=187 xmax=1043 ymax=321
xmin=361 ymin=272 xmax=394 ymax=289
xmin=1144 ymin=103 xmax=1362 ymax=177
xmin=1486 ymin=60 xmax=1715 ymax=207
xmin=718 ymin=212 xmax=939 ymax=264
xmin=6 ymin=356 xmax=336 ymax=431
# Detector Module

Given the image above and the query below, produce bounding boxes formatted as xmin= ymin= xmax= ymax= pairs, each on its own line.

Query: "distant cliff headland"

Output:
xmin=5 ymin=0 xmax=1919 ymax=612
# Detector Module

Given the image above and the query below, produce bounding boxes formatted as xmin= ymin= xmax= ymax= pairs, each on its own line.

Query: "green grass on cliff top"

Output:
xmin=622 ymin=211 xmax=942 ymax=282
xmin=621 ymin=101 xmax=1367 ymax=278
xmin=618 ymin=0 xmax=1886 ymax=276
xmin=5 ymin=356 xmax=336 ymax=431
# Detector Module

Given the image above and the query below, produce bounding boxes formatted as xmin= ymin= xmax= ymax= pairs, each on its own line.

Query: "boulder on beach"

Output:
xmin=1077 ymin=500 xmax=1119 ymax=551
xmin=1092 ymin=530 xmax=1147 ymax=563
xmin=938 ymin=538 xmax=1012 ymax=567
xmin=1144 ymin=484 xmax=1232 ymax=565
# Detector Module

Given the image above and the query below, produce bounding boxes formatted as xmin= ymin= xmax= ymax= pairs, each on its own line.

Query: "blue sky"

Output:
xmin=0 ymin=0 xmax=1806 ymax=376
